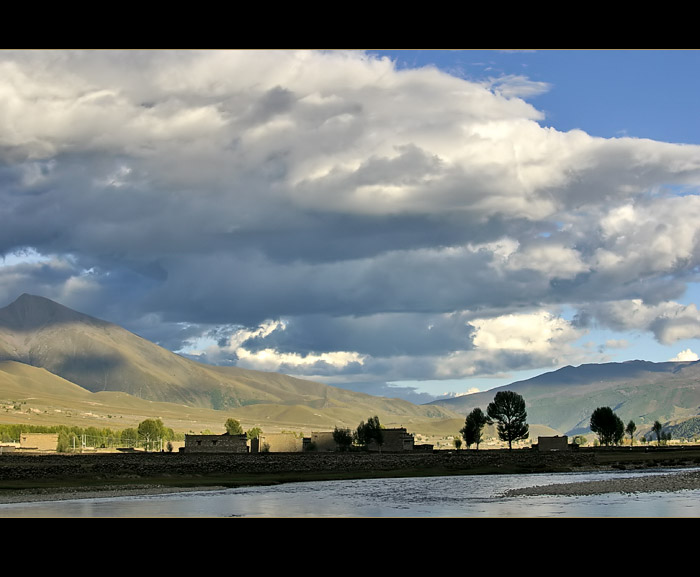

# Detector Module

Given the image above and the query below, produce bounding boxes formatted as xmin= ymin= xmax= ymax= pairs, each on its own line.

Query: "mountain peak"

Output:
xmin=0 ymin=294 xmax=102 ymax=331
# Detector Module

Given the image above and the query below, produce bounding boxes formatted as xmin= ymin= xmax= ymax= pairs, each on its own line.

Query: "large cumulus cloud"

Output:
xmin=2 ymin=49 xmax=700 ymax=399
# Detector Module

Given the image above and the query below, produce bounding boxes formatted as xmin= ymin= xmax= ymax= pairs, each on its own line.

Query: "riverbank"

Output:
xmin=0 ymin=484 xmax=229 ymax=504
xmin=2 ymin=447 xmax=700 ymax=504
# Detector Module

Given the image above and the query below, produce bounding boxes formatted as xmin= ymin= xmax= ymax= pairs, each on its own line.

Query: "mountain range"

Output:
xmin=2 ymin=293 xmax=700 ymax=439
xmin=0 ymin=294 xmax=461 ymax=434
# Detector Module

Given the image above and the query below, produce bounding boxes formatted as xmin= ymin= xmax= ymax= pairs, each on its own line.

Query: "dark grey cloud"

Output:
xmin=2 ymin=50 xmax=700 ymax=399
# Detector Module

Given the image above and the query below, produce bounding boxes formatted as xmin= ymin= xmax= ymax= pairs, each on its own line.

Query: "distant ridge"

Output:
xmin=430 ymin=359 xmax=700 ymax=436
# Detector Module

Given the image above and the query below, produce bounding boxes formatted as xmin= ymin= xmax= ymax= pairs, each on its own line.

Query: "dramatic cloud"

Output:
xmin=2 ymin=50 xmax=700 ymax=399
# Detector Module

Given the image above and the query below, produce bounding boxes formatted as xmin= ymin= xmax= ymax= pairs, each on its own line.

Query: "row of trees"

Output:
xmin=457 ymin=393 xmax=670 ymax=450
xmin=589 ymin=407 xmax=667 ymax=446
xmin=0 ymin=421 xmax=185 ymax=452
xmin=459 ymin=391 xmax=529 ymax=450
xmin=332 ymin=415 xmax=384 ymax=451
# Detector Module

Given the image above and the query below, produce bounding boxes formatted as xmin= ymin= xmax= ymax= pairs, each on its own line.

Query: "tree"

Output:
xmin=246 ymin=427 xmax=262 ymax=440
xmin=487 ymin=391 xmax=529 ymax=450
xmin=652 ymin=421 xmax=663 ymax=446
xmin=454 ymin=438 xmax=462 ymax=450
xmin=572 ymin=435 xmax=588 ymax=446
xmin=354 ymin=416 xmax=384 ymax=451
xmin=137 ymin=418 xmax=167 ymax=451
xmin=626 ymin=420 xmax=637 ymax=446
xmin=589 ymin=407 xmax=624 ymax=446
xmin=225 ymin=418 xmax=243 ymax=435
xmin=460 ymin=407 xmax=490 ymax=450
xmin=614 ymin=417 xmax=625 ymax=445
xmin=333 ymin=427 xmax=353 ymax=451
xmin=120 ymin=427 xmax=139 ymax=448
xmin=56 ymin=430 xmax=73 ymax=453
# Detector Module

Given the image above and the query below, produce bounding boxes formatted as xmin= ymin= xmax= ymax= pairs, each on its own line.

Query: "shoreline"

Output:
xmin=4 ymin=465 xmax=700 ymax=506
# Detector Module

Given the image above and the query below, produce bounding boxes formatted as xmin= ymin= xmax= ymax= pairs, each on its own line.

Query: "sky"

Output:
xmin=2 ymin=49 xmax=700 ymax=404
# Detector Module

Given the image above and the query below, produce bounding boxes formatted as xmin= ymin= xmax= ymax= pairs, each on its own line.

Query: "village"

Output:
xmin=4 ymin=427 xmax=568 ymax=454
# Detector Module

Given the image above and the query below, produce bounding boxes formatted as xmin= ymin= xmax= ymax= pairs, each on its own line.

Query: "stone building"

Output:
xmin=368 ymin=428 xmax=414 ymax=452
xmin=309 ymin=431 xmax=339 ymax=452
xmin=536 ymin=436 xmax=571 ymax=452
xmin=184 ymin=433 xmax=249 ymax=453
xmin=251 ymin=432 xmax=304 ymax=453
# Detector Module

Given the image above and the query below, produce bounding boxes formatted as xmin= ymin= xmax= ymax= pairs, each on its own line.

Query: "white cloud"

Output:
xmin=235 ymin=348 xmax=367 ymax=376
xmin=455 ymin=388 xmax=481 ymax=397
xmin=483 ymin=74 xmax=552 ymax=99
xmin=470 ymin=311 xmax=582 ymax=354
xmin=670 ymin=348 xmax=699 ymax=362
xmin=595 ymin=196 xmax=700 ymax=276
xmin=430 ymin=310 xmax=589 ymax=381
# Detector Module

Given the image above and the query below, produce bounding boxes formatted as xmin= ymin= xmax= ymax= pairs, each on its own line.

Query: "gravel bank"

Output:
xmin=503 ymin=469 xmax=700 ymax=497
xmin=0 ymin=484 xmax=228 ymax=504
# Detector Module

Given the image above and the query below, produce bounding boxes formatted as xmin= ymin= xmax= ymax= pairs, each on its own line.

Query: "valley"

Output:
xmin=3 ymin=294 xmax=700 ymax=445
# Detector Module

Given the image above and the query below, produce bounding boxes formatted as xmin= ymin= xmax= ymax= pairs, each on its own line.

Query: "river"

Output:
xmin=2 ymin=468 xmax=700 ymax=517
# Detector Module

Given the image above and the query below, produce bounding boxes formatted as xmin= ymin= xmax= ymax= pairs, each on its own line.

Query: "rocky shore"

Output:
xmin=503 ymin=468 xmax=700 ymax=497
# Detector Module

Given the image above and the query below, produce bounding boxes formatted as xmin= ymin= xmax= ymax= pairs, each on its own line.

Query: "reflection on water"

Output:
xmin=2 ymin=469 xmax=700 ymax=517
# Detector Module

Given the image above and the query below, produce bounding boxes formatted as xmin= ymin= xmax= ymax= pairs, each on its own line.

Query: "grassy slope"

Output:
xmin=0 ymin=361 xmax=464 ymax=436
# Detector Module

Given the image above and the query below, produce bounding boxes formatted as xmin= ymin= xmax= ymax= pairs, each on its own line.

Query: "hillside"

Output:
xmin=0 ymin=294 xmax=461 ymax=434
xmin=431 ymin=360 xmax=700 ymax=436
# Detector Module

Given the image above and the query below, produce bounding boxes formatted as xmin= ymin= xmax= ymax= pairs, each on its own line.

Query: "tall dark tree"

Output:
xmin=626 ymin=420 xmax=637 ymax=446
xmin=460 ymin=407 xmax=490 ymax=450
xmin=589 ymin=407 xmax=624 ymax=446
xmin=652 ymin=421 xmax=663 ymax=446
xmin=486 ymin=391 xmax=529 ymax=450
xmin=333 ymin=426 xmax=353 ymax=451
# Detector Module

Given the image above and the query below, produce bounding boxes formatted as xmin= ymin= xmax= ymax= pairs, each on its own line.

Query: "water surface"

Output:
xmin=1 ymin=468 xmax=699 ymax=517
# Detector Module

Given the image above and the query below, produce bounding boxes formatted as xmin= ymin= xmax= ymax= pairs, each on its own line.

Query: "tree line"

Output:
xmin=0 ymin=420 xmax=184 ymax=452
